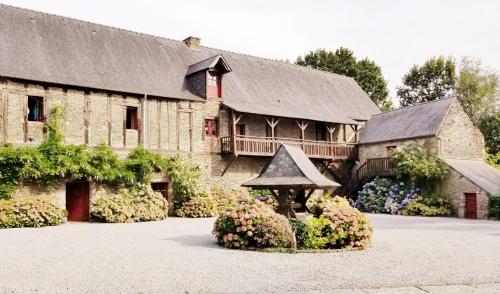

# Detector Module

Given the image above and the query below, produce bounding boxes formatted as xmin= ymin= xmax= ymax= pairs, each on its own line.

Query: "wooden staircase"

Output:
xmin=356 ymin=157 xmax=397 ymax=182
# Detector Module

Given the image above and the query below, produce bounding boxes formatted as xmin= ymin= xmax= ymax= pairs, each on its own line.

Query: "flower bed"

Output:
xmin=213 ymin=194 xmax=373 ymax=252
xmin=0 ymin=197 xmax=64 ymax=228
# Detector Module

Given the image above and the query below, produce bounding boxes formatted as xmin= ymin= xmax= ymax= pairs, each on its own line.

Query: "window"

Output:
xmin=204 ymin=119 xmax=218 ymax=138
xmin=27 ymin=96 xmax=44 ymax=122
xmin=126 ymin=107 xmax=139 ymax=130
xmin=316 ymin=123 xmax=327 ymax=141
xmin=386 ymin=145 xmax=397 ymax=155
xmin=207 ymin=71 xmax=221 ymax=97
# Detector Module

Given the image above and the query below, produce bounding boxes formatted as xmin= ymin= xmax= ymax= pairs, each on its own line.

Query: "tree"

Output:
xmin=397 ymin=57 xmax=456 ymax=107
xmin=456 ymin=57 xmax=499 ymax=122
xmin=296 ymin=48 xmax=393 ymax=111
xmin=479 ymin=112 xmax=500 ymax=156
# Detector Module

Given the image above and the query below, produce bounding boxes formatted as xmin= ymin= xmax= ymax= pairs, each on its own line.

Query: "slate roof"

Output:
xmin=359 ymin=97 xmax=456 ymax=144
xmin=0 ymin=4 xmax=380 ymax=124
xmin=243 ymin=144 xmax=340 ymax=189
xmin=446 ymin=159 xmax=500 ymax=195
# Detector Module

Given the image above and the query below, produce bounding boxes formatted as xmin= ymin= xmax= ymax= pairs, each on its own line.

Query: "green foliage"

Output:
xmin=124 ymin=148 xmax=167 ymax=184
xmin=175 ymin=192 xmax=217 ymax=218
xmin=302 ymin=216 xmax=333 ymax=249
xmin=289 ymin=219 xmax=307 ymax=248
xmin=87 ymin=143 xmax=133 ymax=184
xmin=403 ymin=195 xmax=451 ymax=217
xmin=393 ymin=144 xmax=448 ymax=184
xmin=485 ymin=148 xmax=500 ymax=169
xmin=91 ymin=184 xmax=168 ymax=223
xmin=488 ymin=194 xmax=500 ymax=220
xmin=480 ymin=113 xmax=500 ymax=156
xmin=213 ymin=196 xmax=296 ymax=249
xmin=456 ymin=57 xmax=499 ymax=123
xmin=296 ymin=48 xmax=393 ymax=111
xmin=397 ymin=56 xmax=456 ymax=107
xmin=0 ymin=197 xmax=63 ymax=228
xmin=163 ymin=155 xmax=200 ymax=208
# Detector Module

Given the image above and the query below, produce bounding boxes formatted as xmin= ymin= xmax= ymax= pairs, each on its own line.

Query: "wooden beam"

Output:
xmin=343 ymin=124 xmax=347 ymax=143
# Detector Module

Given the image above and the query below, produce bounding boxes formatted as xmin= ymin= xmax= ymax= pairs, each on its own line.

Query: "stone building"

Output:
xmin=0 ymin=5 xmax=379 ymax=220
xmin=358 ymin=97 xmax=500 ymax=219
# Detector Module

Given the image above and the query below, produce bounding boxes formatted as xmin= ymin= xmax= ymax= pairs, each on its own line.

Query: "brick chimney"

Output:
xmin=183 ymin=36 xmax=201 ymax=50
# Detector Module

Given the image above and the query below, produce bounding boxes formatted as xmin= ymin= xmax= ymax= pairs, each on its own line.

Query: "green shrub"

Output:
xmin=0 ymin=197 xmax=63 ymax=228
xmin=403 ymin=195 xmax=451 ymax=217
xmin=91 ymin=184 xmax=168 ymax=223
xmin=393 ymin=144 xmax=448 ymax=183
xmin=213 ymin=196 xmax=296 ymax=249
xmin=303 ymin=216 xmax=333 ymax=249
xmin=175 ymin=192 xmax=217 ymax=218
xmin=289 ymin=219 xmax=307 ymax=248
xmin=489 ymin=194 xmax=500 ymax=220
xmin=163 ymin=155 xmax=200 ymax=208
xmin=321 ymin=196 xmax=373 ymax=249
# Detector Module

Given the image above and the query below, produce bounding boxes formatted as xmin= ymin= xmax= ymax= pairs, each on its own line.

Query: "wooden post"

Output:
xmin=265 ymin=117 xmax=279 ymax=152
xmin=231 ymin=109 xmax=241 ymax=155
xmin=296 ymin=120 xmax=309 ymax=151
xmin=326 ymin=124 xmax=336 ymax=158
xmin=277 ymin=188 xmax=290 ymax=218
xmin=354 ymin=125 xmax=358 ymax=143
xmin=343 ymin=124 xmax=347 ymax=143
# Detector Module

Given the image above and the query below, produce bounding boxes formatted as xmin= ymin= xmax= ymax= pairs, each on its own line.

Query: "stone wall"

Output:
xmin=437 ymin=100 xmax=484 ymax=160
xmin=358 ymin=137 xmax=439 ymax=164
xmin=439 ymin=168 xmax=489 ymax=219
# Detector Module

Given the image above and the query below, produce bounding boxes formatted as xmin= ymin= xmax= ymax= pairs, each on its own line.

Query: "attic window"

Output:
xmin=207 ymin=72 xmax=221 ymax=98
xmin=27 ymin=96 xmax=44 ymax=122
xmin=126 ymin=107 xmax=139 ymax=130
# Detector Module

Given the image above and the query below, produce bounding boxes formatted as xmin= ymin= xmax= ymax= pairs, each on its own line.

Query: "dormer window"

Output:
xmin=186 ymin=54 xmax=231 ymax=99
xmin=207 ymin=71 xmax=221 ymax=98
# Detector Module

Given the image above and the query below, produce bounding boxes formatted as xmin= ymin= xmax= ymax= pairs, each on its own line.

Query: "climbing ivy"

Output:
xmin=0 ymin=105 xmax=201 ymax=202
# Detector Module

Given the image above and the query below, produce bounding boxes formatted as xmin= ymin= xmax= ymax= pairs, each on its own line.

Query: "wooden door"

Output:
xmin=465 ymin=193 xmax=477 ymax=219
xmin=66 ymin=182 xmax=90 ymax=221
xmin=151 ymin=182 xmax=169 ymax=201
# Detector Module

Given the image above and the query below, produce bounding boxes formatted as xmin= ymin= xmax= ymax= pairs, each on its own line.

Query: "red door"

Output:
xmin=66 ymin=182 xmax=90 ymax=221
xmin=465 ymin=193 xmax=477 ymax=219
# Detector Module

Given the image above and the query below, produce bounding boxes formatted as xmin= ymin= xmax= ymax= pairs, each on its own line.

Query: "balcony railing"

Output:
xmin=356 ymin=157 xmax=397 ymax=180
xmin=220 ymin=135 xmax=357 ymax=160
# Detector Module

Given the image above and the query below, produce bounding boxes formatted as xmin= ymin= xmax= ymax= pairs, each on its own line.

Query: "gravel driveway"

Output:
xmin=0 ymin=214 xmax=499 ymax=293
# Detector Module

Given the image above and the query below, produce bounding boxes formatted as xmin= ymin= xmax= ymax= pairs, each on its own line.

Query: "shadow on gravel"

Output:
xmin=163 ymin=234 xmax=221 ymax=249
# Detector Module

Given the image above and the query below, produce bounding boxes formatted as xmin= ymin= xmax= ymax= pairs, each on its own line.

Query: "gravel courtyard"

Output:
xmin=0 ymin=214 xmax=499 ymax=293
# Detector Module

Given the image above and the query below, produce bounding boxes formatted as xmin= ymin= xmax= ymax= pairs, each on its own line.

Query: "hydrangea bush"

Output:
xmin=175 ymin=192 xmax=217 ymax=218
xmin=403 ymin=195 xmax=451 ymax=216
xmin=0 ymin=197 xmax=63 ymax=228
xmin=213 ymin=196 xmax=296 ymax=249
xmin=91 ymin=184 xmax=168 ymax=223
xmin=321 ymin=197 xmax=373 ymax=249
xmin=355 ymin=177 xmax=419 ymax=214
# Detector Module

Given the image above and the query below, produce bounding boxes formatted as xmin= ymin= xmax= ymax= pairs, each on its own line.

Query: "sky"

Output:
xmin=1 ymin=0 xmax=499 ymax=105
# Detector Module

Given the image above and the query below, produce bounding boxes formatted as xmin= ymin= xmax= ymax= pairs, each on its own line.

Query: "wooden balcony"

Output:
xmin=220 ymin=135 xmax=357 ymax=160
